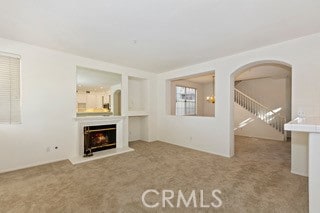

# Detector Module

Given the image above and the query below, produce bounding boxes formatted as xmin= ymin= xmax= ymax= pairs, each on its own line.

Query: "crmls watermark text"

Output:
xmin=141 ymin=189 xmax=222 ymax=208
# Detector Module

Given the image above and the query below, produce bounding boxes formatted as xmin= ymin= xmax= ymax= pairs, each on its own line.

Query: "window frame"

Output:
xmin=0 ymin=52 xmax=21 ymax=124
xmin=175 ymin=85 xmax=197 ymax=116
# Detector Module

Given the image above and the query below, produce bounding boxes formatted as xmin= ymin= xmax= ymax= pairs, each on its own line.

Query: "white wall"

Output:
xmin=157 ymin=33 xmax=320 ymax=176
xmin=234 ymin=103 xmax=284 ymax=141
xmin=158 ymin=77 xmax=228 ymax=156
xmin=0 ymin=37 xmax=157 ymax=173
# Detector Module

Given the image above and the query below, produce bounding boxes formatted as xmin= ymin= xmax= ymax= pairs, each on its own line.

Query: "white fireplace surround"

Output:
xmin=69 ymin=116 xmax=133 ymax=164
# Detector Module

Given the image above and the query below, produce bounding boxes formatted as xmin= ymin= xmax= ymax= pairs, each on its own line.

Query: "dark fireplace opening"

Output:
xmin=83 ymin=124 xmax=116 ymax=157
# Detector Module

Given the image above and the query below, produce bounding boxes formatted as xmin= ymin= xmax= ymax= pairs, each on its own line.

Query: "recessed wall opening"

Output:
xmin=76 ymin=66 xmax=122 ymax=117
xmin=167 ymin=71 xmax=215 ymax=117
xmin=231 ymin=60 xmax=292 ymax=156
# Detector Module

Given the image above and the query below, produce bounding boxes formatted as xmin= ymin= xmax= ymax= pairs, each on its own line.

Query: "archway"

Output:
xmin=230 ymin=60 xmax=292 ymax=155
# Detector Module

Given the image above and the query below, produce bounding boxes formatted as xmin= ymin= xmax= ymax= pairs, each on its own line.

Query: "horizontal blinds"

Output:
xmin=0 ymin=55 xmax=20 ymax=124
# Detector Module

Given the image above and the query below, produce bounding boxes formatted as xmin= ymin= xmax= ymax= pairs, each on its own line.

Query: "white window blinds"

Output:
xmin=0 ymin=54 xmax=21 ymax=124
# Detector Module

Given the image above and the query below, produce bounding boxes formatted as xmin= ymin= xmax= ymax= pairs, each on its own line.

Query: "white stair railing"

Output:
xmin=234 ymin=89 xmax=286 ymax=136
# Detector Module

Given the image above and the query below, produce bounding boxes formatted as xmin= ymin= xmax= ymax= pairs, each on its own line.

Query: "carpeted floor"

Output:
xmin=0 ymin=136 xmax=308 ymax=213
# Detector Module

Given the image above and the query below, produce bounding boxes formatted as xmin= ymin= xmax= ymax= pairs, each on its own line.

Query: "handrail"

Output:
xmin=234 ymin=88 xmax=287 ymax=137
xmin=235 ymin=89 xmax=285 ymax=120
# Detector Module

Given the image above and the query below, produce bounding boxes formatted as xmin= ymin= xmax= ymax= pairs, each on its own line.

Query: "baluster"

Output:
xmin=236 ymin=91 xmax=238 ymax=103
xmin=246 ymin=97 xmax=248 ymax=110
xmin=242 ymin=94 xmax=244 ymax=107
xmin=255 ymin=103 xmax=257 ymax=116
xmin=237 ymin=92 xmax=239 ymax=104
xmin=236 ymin=91 xmax=238 ymax=104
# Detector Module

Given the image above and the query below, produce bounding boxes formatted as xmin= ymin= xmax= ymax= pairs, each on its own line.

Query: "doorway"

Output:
xmin=231 ymin=60 xmax=292 ymax=154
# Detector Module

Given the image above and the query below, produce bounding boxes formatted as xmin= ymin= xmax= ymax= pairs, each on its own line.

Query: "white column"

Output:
xmin=309 ymin=133 xmax=320 ymax=213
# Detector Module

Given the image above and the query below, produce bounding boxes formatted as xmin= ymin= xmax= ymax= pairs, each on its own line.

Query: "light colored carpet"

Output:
xmin=0 ymin=136 xmax=308 ymax=212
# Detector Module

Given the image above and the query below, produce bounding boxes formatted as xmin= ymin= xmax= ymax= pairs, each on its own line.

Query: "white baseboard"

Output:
xmin=291 ymin=169 xmax=308 ymax=177
xmin=0 ymin=158 xmax=67 ymax=174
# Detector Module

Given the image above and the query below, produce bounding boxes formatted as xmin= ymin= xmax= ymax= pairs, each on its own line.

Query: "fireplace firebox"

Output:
xmin=83 ymin=124 xmax=116 ymax=157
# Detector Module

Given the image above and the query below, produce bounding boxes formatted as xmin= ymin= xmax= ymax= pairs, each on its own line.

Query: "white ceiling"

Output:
xmin=0 ymin=0 xmax=320 ymax=73
xmin=77 ymin=67 xmax=121 ymax=92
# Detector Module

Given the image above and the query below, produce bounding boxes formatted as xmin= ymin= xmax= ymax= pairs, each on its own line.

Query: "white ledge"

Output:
xmin=75 ymin=115 xmax=126 ymax=121
xmin=284 ymin=117 xmax=320 ymax=133
xmin=126 ymin=111 xmax=149 ymax=116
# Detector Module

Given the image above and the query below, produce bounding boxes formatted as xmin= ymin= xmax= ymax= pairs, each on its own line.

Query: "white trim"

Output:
xmin=0 ymin=51 xmax=21 ymax=59
xmin=0 ymin=158 xmax=67 ymax=174
xmin=291 ymin=169 xmax=308 ymax=177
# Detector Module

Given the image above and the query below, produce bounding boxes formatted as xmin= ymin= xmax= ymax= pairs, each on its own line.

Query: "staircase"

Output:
xmin=234 ymin=88 xmax=286 ymax=140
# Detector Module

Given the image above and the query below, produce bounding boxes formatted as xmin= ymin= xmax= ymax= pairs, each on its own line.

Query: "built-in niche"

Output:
xmin=168 ymin=71 xmax=215 ymax=117
xmin=127 ymin=76 xmax=149 ymax=142
xmin=128 ymin=76 xmax=148 ymax=114
xmin=76 ymin=67 xmax=122 ymax=116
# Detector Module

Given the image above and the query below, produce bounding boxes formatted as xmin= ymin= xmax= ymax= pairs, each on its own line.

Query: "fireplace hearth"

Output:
xmin=83 ymin=124 xmax=116 ymax=157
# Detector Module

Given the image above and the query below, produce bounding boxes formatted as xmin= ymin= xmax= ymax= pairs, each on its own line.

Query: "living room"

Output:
xmin=1 ymin=1 xmax=320 ymax=212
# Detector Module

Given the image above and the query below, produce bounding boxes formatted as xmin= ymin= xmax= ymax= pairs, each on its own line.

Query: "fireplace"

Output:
xmin=71 ymin=116 xmax=134 ymax=164
xmin=83 ymin=124 xmax=116 ymax=157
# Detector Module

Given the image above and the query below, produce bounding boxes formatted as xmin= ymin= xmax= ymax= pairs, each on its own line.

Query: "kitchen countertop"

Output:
xmin=284 ymin=116 xmax=320 ymax=213
xmin=284 ymin=117 xmax=320 ymax=133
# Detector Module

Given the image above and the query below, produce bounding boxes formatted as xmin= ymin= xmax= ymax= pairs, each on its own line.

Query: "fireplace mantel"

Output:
xmin=75 ymin=115 xmax=126 ymax=122
xmin=69 ymin=115 xmax=133 ymax=164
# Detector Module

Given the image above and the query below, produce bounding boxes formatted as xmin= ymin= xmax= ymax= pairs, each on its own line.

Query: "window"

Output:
xmin=0 ymin=54 xmax=21 ymax=124
xmin=168 ymin=71 xmax=215 ymax=117
xmin=175 ymin=86 xmax=196 ymax=115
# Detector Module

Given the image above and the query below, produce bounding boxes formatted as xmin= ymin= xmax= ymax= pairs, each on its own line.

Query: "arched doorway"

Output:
xmin=113 ymin=90 xmax=121 ymax=116
xmin=230 ymin=60 xmax=292 ymax=154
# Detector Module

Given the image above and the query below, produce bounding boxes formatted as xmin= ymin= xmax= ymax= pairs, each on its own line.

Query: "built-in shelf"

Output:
xmin=128 ymin=76 xmax=148 ymax=113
